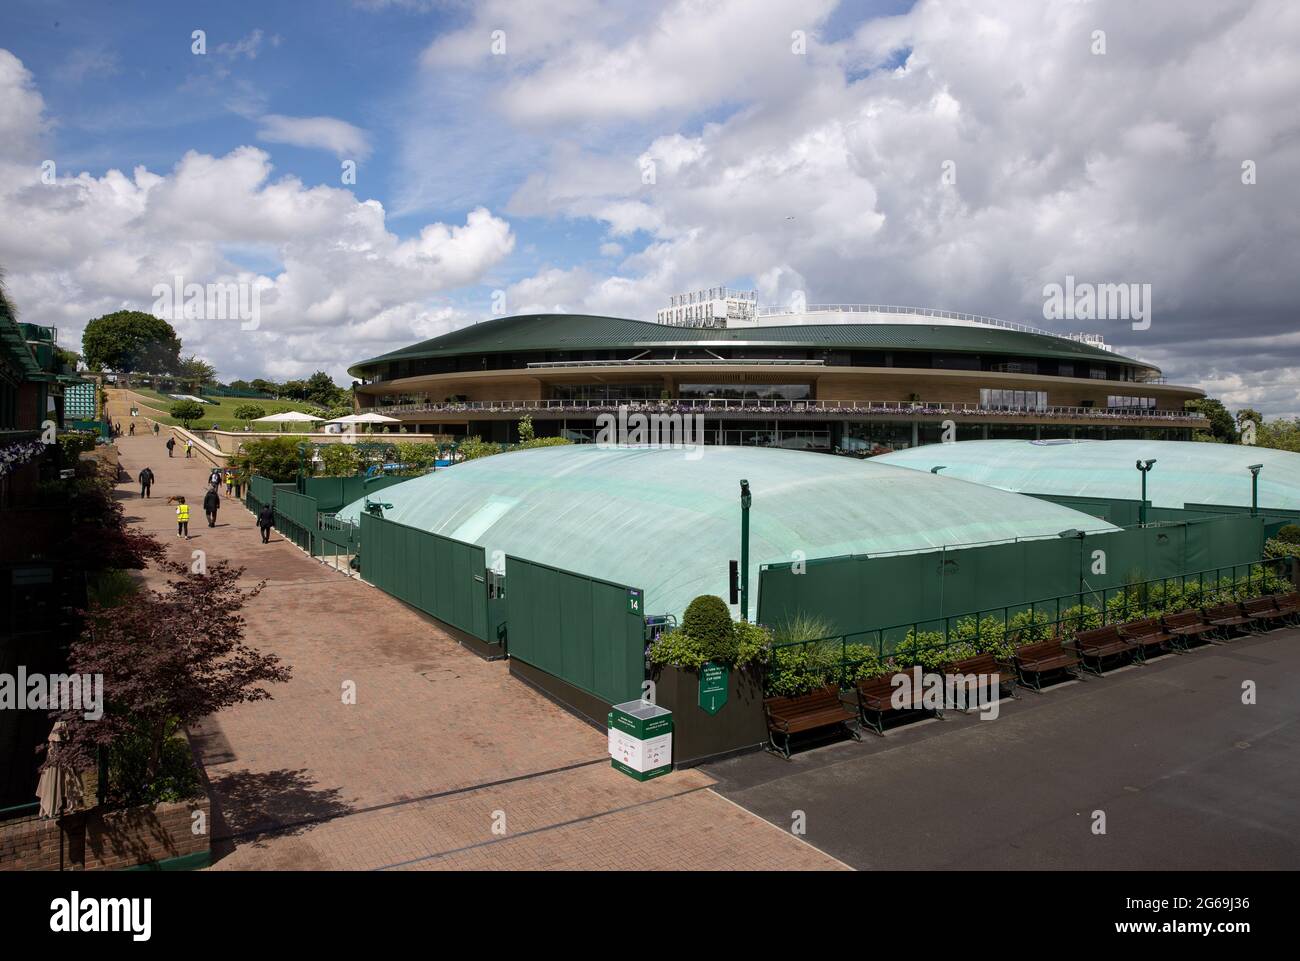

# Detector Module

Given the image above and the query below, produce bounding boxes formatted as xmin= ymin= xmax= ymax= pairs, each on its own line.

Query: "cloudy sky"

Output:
xmin=1 ymin=0 xmax=1297 ymax=413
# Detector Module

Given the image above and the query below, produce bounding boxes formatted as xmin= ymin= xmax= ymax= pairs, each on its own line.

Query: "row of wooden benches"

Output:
xmin=764 ymin=592 xmax=1300 ymax=759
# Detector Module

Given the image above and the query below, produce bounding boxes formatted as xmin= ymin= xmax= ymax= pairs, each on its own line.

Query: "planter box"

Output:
xmin=651 ymin=663 xmax=767 ymax=767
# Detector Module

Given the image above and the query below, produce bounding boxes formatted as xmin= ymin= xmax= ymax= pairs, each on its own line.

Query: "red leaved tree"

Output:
xmin=50 ymin=558 xmax=291 ymax=790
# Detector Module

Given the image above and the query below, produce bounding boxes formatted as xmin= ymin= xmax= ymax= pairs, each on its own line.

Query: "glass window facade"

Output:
xmin=678 ymin=383 xmax=812 ymax=401
xmin=1106 ymin=395 xmax=1156 ymax=409
xmin=979 ymin=388 xmax=1048 ymax=411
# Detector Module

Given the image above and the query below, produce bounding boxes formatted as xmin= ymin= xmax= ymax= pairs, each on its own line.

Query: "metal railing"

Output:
xmin=372 ymin=396 xmax=1206 ymax=422
xmin=752 ymin=303 xmax=1102 ymax=344
xmin=525 ymin=358 xmax=826 ymax=368
xmin=765 ymin=556 xmax=1296 ymax=689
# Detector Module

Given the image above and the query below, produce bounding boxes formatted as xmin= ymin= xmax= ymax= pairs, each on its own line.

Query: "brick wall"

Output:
xmin=0 ymin=798 xmax=210 ymax=872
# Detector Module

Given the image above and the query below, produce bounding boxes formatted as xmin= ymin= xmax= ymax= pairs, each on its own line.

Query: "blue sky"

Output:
xmin=0 ymin=0 xmax=1297 ymax=415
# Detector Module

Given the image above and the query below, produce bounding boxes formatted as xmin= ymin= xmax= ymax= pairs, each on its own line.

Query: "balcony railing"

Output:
xmin=525 ymin=358 xmax=826 ymax=368
xmin=372 ymin=397 xmax=1207 ymax=422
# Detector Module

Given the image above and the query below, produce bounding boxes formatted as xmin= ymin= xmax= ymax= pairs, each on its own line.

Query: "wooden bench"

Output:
xmin=855 ymin=673 xmax=941 ymax=736
xmin=1118 ymin=617 xmax=1175 ymax=662
xmin=1241 ymin=595 xmax=1291 ymax=631
xmin=1203 ymin=601 xmax=1259 ymax=639
xmin=1161 ymin=609 xmax=1218 ymax=652
xmin=1013 ymin=639 xmax=1081 ymax=692
xmin=764 ymin=685 xmax=860 ymax=759
xmin=941 ymin=651 xmax=1017 ymax=710
xmin=1069 ymin=624 xmax=1138 ymax=675
xmin=1271 ymin=591 xmax=1300 ymax=625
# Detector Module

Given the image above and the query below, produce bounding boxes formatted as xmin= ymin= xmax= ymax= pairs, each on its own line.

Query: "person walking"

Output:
xmin=203 ymin=487 xmax=220 ymax=527
xmin=137 ymin=466 xmax=154 ymax=498
xmin=166 ymin=436 xmax=175 ymax=457
xmin=175 ymin=497 xmax=190 ymax=538
xmin=208 ymin=467 xmax=222 ymax=490
xmin=185 ymin=439 xmax=193 ymax=458
xmin=257 ymin=503 xmax=275 ymax=544
xmin=153 ymin=422 xmax=160 ymax=436
xmin=128 ymin=422 xmax=135 ymax=436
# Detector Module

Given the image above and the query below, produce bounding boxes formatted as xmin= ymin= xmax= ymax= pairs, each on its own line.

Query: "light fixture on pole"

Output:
xmin=1135 ymin=459 xmax=1157 ymax=525
xmin=1247 ymin=464 xmax=1263 ymax=517
xmin=739 ymin=479 xmax=752 ymax=622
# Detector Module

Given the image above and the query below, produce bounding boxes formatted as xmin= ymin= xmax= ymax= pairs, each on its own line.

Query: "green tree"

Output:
xmin=250 ymin=378 xmax=278 ymax=397
xmin=1185 ymin=398 xmax=1237 ymax=443
xmin=236 ymin=437 xmax=308 ymax=482
xmin=178 ymin=354 xmax=218 ymax=387
xmin=1256 ymin=417 xmax=1300 ymax=453
xmin=169 ymin=399 xmax=205 ymax=428
xmin=232 ymin=403 xmax=266 ymax=424
xmin=517 ymin=415 xmax=535 ymax=442
xmin=305 ymin=371 xmax=345 ymax=409
xmin=320 ymin=443 xmax=361 ymax=476
xmin=81 ymin=310 xmax=182 ymax=374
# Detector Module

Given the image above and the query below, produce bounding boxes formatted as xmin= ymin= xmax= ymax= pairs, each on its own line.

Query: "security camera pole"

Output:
xmin=1135 ymin=459 xmax=1157 ymax=525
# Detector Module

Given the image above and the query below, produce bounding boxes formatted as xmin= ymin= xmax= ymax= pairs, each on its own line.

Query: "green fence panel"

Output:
xmin=757 ymin=514 xmax=1268 ymax=637
xmin=504 ymin=555 xmax=644 ymax=706
xmin=1026 ymin=492 xmax=1145 ymax=527
xmin=246 ymin=474 xmax=276 ymax=515
xmin=302 ymin=475 xmax=410 ymax=513
xmin=272 ymin=487 xmax=319 ymax=554
xmin=358 ymin=512 xmax=490 ymax=640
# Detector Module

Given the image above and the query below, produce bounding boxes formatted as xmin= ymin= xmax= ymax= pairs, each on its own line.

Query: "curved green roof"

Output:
xmin=336 ymin=445 xmax=1117 ymax=620
xmin=877 ymin=439 xmax=1300 ymax=511
xmin=348 ymin=313 xmax=1146 ymax=377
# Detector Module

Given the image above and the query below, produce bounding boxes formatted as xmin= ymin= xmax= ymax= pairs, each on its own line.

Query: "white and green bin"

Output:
xmin=607 ymin=700 xmax=673 ymax=781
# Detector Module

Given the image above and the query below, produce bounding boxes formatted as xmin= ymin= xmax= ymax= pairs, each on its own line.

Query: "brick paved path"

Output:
xmin=114 ymin=435 xmax=844 ymax=870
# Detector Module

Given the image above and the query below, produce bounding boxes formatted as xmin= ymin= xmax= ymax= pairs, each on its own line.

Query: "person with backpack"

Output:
xmin=166 ymin=436 xmax=175 ymax=457
xmin=257 ymin=503 xmax=275 ymax=544
xmin=175 ymin=497 xmax=190 ymax=538
xmin=153 ymin=422 xmax=160 ymax=436
xmin=208 ymin=467 xmax=222 ymax=490
xmin=138 ymin=466 xmax=154 ymax=498
xmin=203 ymin=487 xmax=221 ymax=527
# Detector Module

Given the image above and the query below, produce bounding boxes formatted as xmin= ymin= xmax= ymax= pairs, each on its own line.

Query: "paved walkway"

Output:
xmin=113 ymin=435 xmax=843 ymax=870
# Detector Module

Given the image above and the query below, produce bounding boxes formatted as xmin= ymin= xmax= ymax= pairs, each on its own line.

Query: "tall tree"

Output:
xmin=1185 ymin=397 xmax=1238 ymax=443
xmin=81 ymin=310 xmax=182 ymax=374
xmin=178 ymin=354 xmax=218 ymax=386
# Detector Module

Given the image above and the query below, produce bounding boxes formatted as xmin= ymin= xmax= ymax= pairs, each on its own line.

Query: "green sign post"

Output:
xmin=626 ymin=587 xmax=643 ymax=615
xmin=698 ymin=662 xmax=729 ymax=715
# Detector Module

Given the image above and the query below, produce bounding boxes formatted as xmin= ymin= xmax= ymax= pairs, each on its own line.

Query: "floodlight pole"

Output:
xmin=1248 ymin=464 xmax=1263 ymax=517
xmin=739 ymin=479 xmax=752 ymax=622
xmin=1059 ymin=529 xmax=1086 ymax=616
xmin=1135 ymin=459 xmax=1157 ymax=525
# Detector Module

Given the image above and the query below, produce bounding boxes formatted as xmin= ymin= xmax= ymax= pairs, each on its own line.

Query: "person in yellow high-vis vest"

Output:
xmin=176 ymin=497 xmax=190 ymax=538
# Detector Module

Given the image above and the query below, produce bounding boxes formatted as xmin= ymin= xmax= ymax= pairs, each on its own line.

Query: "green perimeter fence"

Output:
xmin=358 ymin=511 xmax=491 ymax=642
xmin=765 ymin=554 xmax=1297 ymax=694
xmin=758 ymin=513 xmax=1267 ymax=638
xmin=504 ymin=556 xmax=646 ymax=706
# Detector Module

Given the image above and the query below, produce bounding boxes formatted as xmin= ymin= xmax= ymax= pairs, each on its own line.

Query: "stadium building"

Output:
xmin=348 ymin=293 xmax=1208 ymax=452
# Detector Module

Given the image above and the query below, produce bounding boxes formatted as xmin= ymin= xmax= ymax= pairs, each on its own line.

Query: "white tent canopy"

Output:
xmin=328 ymin=412 xmax=400 ymax=424
xmin=252 ymin=411 xmax=325 ymax=423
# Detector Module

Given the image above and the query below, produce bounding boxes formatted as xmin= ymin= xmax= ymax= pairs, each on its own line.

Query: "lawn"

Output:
xmin=127 ymin=388 xmax=342 ymax=431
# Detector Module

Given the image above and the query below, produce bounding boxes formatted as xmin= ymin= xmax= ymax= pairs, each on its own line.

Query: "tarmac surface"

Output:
xmin=705 ymin=627 xmax=1300 ymax=869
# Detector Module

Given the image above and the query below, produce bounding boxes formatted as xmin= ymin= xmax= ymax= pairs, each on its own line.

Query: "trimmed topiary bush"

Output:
xmin=680 ymin=594 xmax=736 ymax=663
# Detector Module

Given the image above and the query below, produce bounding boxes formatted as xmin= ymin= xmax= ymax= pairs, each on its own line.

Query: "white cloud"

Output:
xmin=256 ymin=114 xmax=372 ymax=160
xmin=0 ymin=51 xmax=514 ymax=384
xmin=432 ymin=0 xmax=1300 ymax=414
